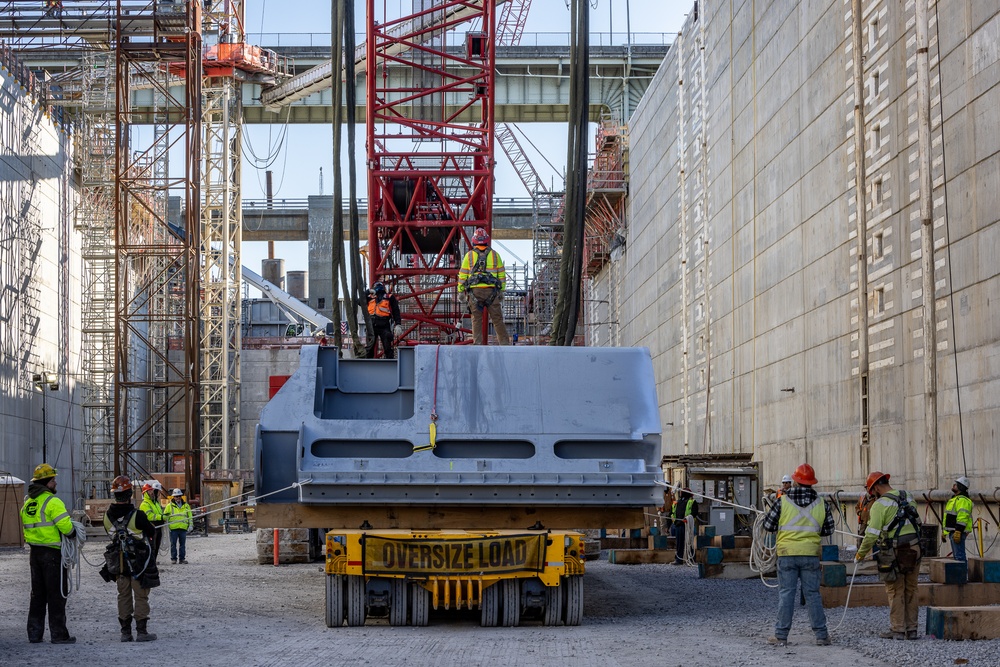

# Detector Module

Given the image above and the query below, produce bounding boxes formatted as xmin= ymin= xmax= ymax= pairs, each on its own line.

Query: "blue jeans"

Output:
xmin=169 ymin=529 xmax=187 ymax=561
xmin=951 ymin=532 xmax=967 ymax=562
xmin=775 ymin=556 xmax=828 ymax=640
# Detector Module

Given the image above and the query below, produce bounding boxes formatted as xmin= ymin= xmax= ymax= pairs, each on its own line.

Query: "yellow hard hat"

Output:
xmin=32 ymin=463 xmax=58 ymax=481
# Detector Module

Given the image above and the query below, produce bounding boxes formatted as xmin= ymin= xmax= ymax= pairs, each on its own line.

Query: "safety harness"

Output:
xmin=874 ymin=491 xmax=922 ymax=580
xmin=102 ymin=509 xmax=151 ymax=580
xmin=465 ymin=249 xmax=501 ymax=311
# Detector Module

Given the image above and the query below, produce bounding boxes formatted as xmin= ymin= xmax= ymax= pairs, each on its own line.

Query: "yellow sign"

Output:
xmin=363 ymin=534 xmax=545 ymax=575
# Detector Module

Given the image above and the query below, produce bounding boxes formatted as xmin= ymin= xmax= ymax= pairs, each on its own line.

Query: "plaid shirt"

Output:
xmin=762 ymin=486 xmax=835 ymax=537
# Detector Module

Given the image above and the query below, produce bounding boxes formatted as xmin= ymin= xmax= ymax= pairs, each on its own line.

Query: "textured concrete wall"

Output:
xmin=0 ymin=72 xmax=82 ymax=499
xmin=240 ymin=348 xmax=303 ymax=469
xmin=608 ymin=0 xmax=1000 ymax=494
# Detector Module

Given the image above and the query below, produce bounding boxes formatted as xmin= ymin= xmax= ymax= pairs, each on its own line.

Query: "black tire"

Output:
xmin=346 ymin=575 xmax=366 ymax=627
xmin=325 ymin=574 xmax=344 ymax=628
xmin=562 ymin=575 xmax=583 ymax=626
xmin=411 ymin=583 xmax=430 ymax=627
xmin=389 ymin=579 xmax=409 ymax=626
xmin=543 ymin=583 xmax=562 ymax=626
xmin=500 ymin=579 xmax=520 ymax=627
xmin=480 ymin=582 xmax=499 ymax=627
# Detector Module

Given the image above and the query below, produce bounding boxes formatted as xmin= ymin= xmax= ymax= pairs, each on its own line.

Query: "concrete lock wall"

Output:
xmin=594 ymin=0 xmax=1000 ymax=496
xmin=0 ymin=70 xmax=84 ymax=501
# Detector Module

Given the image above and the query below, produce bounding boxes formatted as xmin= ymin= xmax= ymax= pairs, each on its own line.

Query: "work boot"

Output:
xmin=135 ymin=619 xmax=157 ymax=642
xmin=879 ymin=630 xmax=905 ymax=640
xmin=119 ymin=617 xmax=133 ymax=642
xmin=906 ymin=630 xmax=920 ymax=640
xmin=51 ymin=636 xmax=76 ymax=645
xmin=767 ymin=636 xmax=787 ymax=646
xmin=815 ymin=637 xmax=831 ymax=646
xmin=171 ymin=559 xmax=177 ymax=564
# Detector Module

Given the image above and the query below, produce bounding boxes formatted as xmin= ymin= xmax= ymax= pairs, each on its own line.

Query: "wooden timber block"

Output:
xmin=607 ymin=549 xmax=677 ymax=565
xmin=926 ymin=606 xmax=1000 ymax=640
xmin=711 ymin=535 xmax=736 ymax=549
xmin=647 ymin=535 xmax=672 ymax=550
xmin=699 ymin=525 xmax=717 ymax=538
xmin=929 ymin=558 xmax=968 ymax=585
xmin=821 ymin=544 xmax=840 ymax=562
xmin=630 ymin=528 xmax=644 ymax=539
xmin=967 ymin=557 xmax=1000 ymax=584
xmin=820 ymin=562 xmax=847 ymax=588
xmin=733 ymin=536 xmax=752 ymax=548
xmin=649 ymin=525 xmax=660 ymax=536
xmin=721 ymin=548 xmax=752 ymax=563
xmin=698 ymin=563 xmax=724 ymax=578
xmin=698 ymin=562 xmax=771 ymax=580
xmin=695 ymin=535 xmax=713 ymax=548
xmin=821 ymin=582 xmax=1000 ymax=608
xmin=696 ymin=547 xmax=724 ymax=565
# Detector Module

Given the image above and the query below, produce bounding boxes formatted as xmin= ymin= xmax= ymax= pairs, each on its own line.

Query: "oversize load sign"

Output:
xmin=363 ymin=534 xmax=546 ymax=575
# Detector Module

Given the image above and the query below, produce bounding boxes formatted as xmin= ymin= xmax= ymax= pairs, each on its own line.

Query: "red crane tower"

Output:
xmin=366 ymin=0 xmax=497 ymax=344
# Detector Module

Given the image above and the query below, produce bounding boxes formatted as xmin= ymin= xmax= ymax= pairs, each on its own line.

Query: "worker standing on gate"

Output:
xmin=139 ymin=480 xmax=166 ymax=559
xmin=762 ymin=463 xmax=833 ymax=646
xmin=102 ymin=475 xmax=158 ymax=642
xmin=670 ymin=488 xmax=697 ymax=565
xmin=20 ymin=463 xmax=77 ymax=644
xmin=942 ymin=476 xmax=973 ymax=563
xmin=364 ymin=281 xmax=403 ymax=359
xmin=855 ymin=471 xmax=922 ymax=640
xmin=458 ymin=227 xmax=510 ymax=345
xmin=165 ymin=489 xmax=193 ymax=564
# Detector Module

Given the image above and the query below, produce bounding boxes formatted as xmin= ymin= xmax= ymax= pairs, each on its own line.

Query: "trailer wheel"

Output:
xmin=543 ymin=582 xmax=562 ymax=626
xmin=411 ymin=583 xmax=430 ymax=627
xmin=325 ymin=574 xmax=344 ymax=628
xmin=562 ymin=575 xmax=583 ymax=626
xmin=389 ymin=579 xmax=409 ymax=626
xmin=480 ymin=582 xmax=499 ymax=627
xmin=346 ymin=575 xmax=366 ymax=627
xmin=500 ymin=579 xmax=520 ymax=627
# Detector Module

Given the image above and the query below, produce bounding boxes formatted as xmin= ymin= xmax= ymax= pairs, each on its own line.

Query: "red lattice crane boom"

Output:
xmin=366 ymin=0 xmax=496 ymax=344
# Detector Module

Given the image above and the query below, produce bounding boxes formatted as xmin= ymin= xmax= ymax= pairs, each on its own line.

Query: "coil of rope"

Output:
xmin=749 ymin=502 xmax=778 ymax=588
xmin=59 ymin=519 xmax=89 ymax=598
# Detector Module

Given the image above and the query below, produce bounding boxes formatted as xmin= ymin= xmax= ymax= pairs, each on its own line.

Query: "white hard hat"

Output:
xmin=955 ymin=476 xmax=970 ymax=489
xmin=781 ymin=475 xmax=793 ymax=484
xmin=171 ymin=488 xmax=183 ymax=497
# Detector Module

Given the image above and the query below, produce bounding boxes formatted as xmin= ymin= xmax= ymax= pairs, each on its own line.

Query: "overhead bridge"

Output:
xmin=240 ymin=196 xmax=538 ymax=242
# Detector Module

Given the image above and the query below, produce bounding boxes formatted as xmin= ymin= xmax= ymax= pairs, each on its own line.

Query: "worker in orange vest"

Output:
xmin=364 ymin=282 xmax=402 ymax=359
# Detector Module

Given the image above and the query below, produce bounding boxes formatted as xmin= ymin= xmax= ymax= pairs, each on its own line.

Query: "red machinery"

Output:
xmin=366 ymin=0 xmax=496 ymax=344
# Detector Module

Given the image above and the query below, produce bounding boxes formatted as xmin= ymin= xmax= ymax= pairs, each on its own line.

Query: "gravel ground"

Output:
xmin=1 ymin=533 xmax=998 ymax=667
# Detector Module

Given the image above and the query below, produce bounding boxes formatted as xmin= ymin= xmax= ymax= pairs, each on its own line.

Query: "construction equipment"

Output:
xmin=255 ymin=344 xmax=661 ymax=625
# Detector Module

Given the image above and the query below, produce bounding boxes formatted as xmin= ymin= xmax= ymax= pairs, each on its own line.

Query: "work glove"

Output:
xmin=854 ymin=553 xmax=863 ymax=563
xmin=942 ymin=534 xmax=947 ymax=543
xmin=393 ymin=324 xmax=403 ymax=338
xmin=952 ymin=531 xmax=962 ymax=543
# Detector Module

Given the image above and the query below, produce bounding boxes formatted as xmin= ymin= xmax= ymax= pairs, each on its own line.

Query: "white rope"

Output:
xmin=59 ymin=520 xmax=88 ymax=599
xmin=681 ymin=512 xmax=697 ymax=565
xmin=192 ymin=479 xmax=313 ymax=520
xmin=749 ymin=505 xmax=779 ymax=587
xmin=828 ymin=559 xmax=860 ymax=632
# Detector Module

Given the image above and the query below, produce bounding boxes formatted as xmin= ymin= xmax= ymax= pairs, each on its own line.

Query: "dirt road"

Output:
xmin=2 ymin=533 xmax=995 ymax=666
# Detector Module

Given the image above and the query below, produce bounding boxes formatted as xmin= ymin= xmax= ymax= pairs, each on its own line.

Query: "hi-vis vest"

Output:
xmin=165 ymin=502 xmax=193 ymax=531
xmin=139 ymin=493 xmax=164 ymax=525
xmin=368 ymin=296 xmax=392 ymax=318
xmin=776 ymin=497 xmax=826 ymax=557
xmin=671 ymin=498 xmax=695 ymax=522
xmin=943 ymin=494 xmax=973 ymax=535
xmin=20 ymin=491 xmax=73 ymax=549
xmin=458 ymin=248 xmax=505 ymax=291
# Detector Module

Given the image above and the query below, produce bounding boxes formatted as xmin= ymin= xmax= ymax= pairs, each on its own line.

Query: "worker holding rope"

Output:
xmin=19 ymin=463 xmax=77 ymax=644
xmin=761 ymin=463 xmax=834 ymax=647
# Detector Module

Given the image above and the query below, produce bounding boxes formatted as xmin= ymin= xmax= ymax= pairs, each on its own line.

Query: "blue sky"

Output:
xmin=240 ymin=0 xmax=694 ymax=281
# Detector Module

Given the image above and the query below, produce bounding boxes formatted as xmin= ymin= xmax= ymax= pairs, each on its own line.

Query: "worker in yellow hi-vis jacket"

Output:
xmin=458 ymin=227 xmax=510 ymax=345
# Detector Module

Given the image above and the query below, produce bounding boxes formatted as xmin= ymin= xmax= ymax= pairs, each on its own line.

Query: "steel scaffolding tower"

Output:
xmin=113 ymin=2 xmax=202 ymax=495
xmin=78 ymin=51 xmax=117 ymax=497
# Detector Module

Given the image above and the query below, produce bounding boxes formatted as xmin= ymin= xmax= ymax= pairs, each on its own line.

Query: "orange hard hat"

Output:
xmin=111 ymin=475 xmax=133 ymax=493
xmin=865 ymin=471 xmax=890 ymax=493
xmin=792 ymin=463 xmax=818 ymax=486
